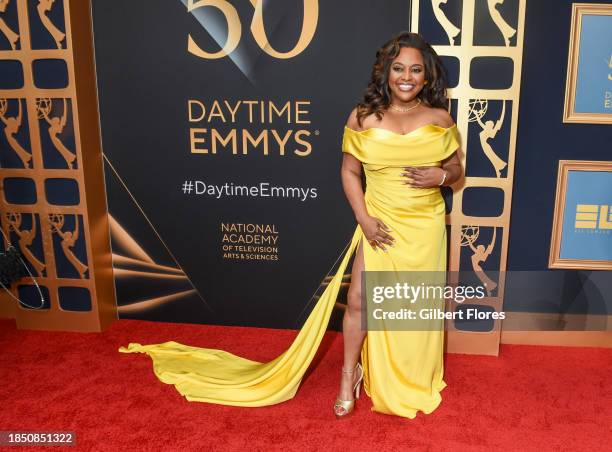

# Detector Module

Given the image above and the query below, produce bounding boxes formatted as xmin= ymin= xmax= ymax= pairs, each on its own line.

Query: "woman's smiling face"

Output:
xmin=387 ymin=46 xmax=426 ymax=106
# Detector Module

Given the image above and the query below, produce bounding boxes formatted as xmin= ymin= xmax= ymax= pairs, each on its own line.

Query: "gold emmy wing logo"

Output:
xmin=5 ymin=212 xmax=45 ymax=277
xmin=0 ymin=98 xmax=32 ymax=167
xmin=0 ymin=0 xmax=65 ymax=49
xmin=187 ymin=0 xmax=319 ymax=59
xmin=37 ymin=0 xmax=66 ymax=48
xmin=0 ymin=0 xmax=19 ymax=49
xmin=575 ymin=204 xmax=612 ymax=230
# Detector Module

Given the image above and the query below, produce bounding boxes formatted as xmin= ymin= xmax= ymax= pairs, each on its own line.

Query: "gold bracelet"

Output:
xmin=438 ymin=170 xmax=448 ymax=186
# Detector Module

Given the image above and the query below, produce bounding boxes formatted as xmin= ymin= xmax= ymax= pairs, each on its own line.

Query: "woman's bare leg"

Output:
xmin=337 ymin=239 xmax=367 ymax=402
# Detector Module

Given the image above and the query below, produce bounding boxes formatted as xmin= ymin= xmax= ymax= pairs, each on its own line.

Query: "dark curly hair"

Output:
xmin=356 ymin=32 xmax=449 ymax=127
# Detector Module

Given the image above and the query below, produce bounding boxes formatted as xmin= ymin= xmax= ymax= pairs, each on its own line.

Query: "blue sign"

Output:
xmin=560 ymin=170 xmax=612 ymax=261
xmin=574 ymin=14 xmax=612 ymax=114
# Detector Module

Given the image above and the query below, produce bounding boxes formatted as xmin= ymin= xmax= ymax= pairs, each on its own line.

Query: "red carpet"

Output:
xmin=1 ymin=318 xmax=611 ymax=451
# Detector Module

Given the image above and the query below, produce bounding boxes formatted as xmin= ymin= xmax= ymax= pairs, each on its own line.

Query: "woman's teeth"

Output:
xmin=398 ymin=84 xmax=414 ymax=91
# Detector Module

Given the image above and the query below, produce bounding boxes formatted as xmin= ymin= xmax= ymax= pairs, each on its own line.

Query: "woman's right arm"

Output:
xmin=340 ymin=153 xmax=369 ymax=225
xmin=341 ymin=109 xmax=394 ymax=251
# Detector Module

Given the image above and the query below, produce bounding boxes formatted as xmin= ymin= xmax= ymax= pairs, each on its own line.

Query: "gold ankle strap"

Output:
xmin=341 ymin=364 xmax=359 ymax=373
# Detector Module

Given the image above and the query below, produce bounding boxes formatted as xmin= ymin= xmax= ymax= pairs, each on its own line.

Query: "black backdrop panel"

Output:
xmin=92 ymin=0 xmax=413 ymax=327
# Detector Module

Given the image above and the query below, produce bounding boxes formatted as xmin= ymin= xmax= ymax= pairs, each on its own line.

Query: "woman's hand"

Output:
xmin=401 ymin=166 xmax=447 ymax=188
xmin=359 ymin=215 xmax=394 ymax=252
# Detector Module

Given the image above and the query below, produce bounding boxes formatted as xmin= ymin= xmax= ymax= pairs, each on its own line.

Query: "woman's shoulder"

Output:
xmin=422 ymin=106 xmax=455 ymax=128
xmin=345 ymin=107 xmax=361 ymax=131
xmin=345 ymin=106 xmax=379 ymax=132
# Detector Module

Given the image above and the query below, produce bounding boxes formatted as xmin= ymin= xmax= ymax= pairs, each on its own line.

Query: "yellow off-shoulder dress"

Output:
xmin=119 ymin=123 xmax=461 ymax=419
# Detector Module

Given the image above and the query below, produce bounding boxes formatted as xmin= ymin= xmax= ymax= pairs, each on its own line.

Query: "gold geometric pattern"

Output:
xmin=412 ymin=0 xmax=527 ymax=355
xmin=0 ymin=0 xmax=115 ymax=331
xmin=103 ymin=155 xmax=212 ymax=315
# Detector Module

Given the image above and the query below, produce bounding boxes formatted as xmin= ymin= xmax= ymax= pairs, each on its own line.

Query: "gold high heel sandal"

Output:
xmin=333 ymin=362 xmax=363 ymax=418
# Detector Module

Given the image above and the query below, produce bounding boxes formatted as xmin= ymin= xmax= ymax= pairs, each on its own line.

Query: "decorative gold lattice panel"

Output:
xmin=0 ymin=0 xmax=115 ymax=331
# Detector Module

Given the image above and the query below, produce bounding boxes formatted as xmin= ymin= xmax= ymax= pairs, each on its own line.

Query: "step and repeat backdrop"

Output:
xmin=93 ymin=0 xmax=419 ymax=329
xmin=91 ymin=0 xmax=529 ymax=349
xmin=2 ymin=0 xmax=607 ymax=349
xmin=92 ymin=0 xmax=601 ymax=354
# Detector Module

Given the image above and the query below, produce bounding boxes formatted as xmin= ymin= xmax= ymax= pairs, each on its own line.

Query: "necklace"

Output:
xmin=389 ymin=98 xmax=421 ymax=113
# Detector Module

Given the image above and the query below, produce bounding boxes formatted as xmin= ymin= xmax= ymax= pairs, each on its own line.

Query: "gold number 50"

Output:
xmin=187 ymin=0 xmax=319 ymax=59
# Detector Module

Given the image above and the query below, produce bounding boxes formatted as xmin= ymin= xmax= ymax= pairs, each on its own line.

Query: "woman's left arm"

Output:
xmin=439 ymin=151 xmax=463 ymax=186
xmin=403 ymin=109 xmax=464 ymax=188
xmin=402 ymin=153 xmax=463 ymax=188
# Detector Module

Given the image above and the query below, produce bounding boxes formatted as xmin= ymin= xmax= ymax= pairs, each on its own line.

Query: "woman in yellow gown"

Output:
xmin=119 ymin=32 xmax=463 ymax=420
